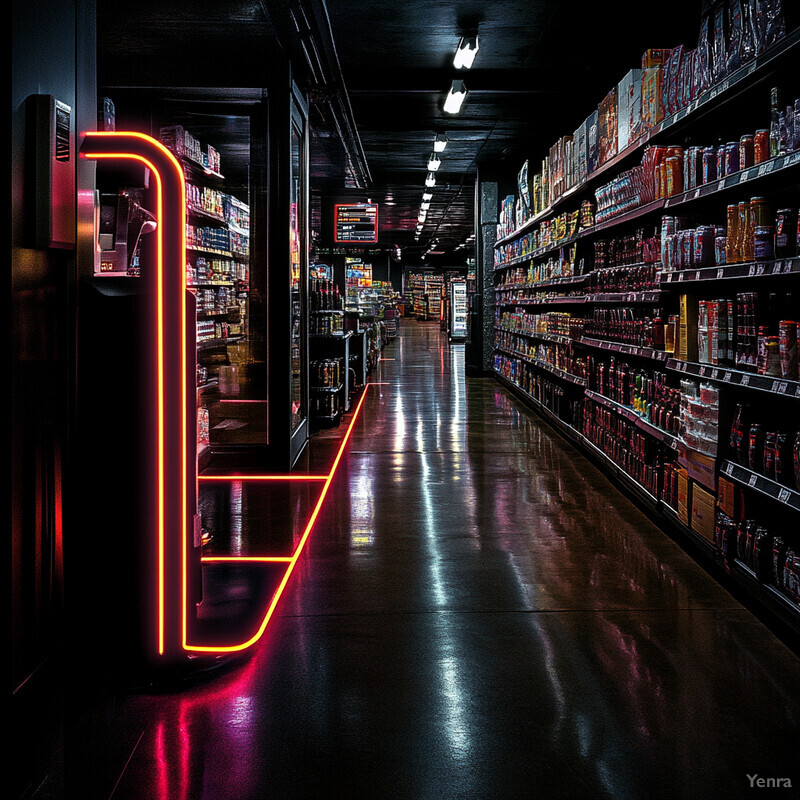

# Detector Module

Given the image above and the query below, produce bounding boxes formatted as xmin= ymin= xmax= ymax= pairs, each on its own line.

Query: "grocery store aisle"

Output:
xmin=65 ymin=321 xmax=799 ymax=800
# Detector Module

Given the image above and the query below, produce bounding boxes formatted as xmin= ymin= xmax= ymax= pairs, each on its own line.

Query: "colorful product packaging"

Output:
xmin=586 ymin=110 xmax=599 ymax=174
xmin=598 ymin=88 xmax=618 ymax=165
xmin=574 ymin=122 xmax=588 ymax=185
xmin=641 ymin=48 xmax=669 ymax=68
xmin=642 ymin=66 xmax=665 ymax=128
xmin=617 ymin=69 xmax=643 ymax=151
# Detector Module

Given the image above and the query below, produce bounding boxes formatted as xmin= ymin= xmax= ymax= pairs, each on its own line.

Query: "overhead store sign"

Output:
xmin=334 ymin=202 xmax=379 ymax=244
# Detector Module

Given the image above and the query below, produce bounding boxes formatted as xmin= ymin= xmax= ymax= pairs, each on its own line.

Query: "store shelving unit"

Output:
xmin=491 ymin=22 xmax=800 ymax=632
xmin=159 ymin=124 xmax=258 ymax=462
xmin=309 ymin=330 xmax=353 ymax=427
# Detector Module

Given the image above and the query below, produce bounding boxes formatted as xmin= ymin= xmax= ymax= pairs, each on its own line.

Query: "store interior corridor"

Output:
xmin=58 ymin=320 xmax=800 ymax=800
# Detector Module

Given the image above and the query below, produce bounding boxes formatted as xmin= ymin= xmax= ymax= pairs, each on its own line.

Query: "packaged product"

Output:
xmin=574 ymin=122 xmax=588 ymax=185
xmin=586 ymin=110 xmax=599 ymax=174
xmin=641 ymin=48 xmax=669 ymax=68
xmin=680 ymin=49 xmax=695 ymax=109
xmin=727 ymin=0 xmax=744 ymax=73
xmin=642 ymin=67 xmax=664 ymax=128
xmin=761 ymin=0 xmax=787 ymax=52
xmin=712 ymin=3 xmax=728 ymax=82
xmin=617 ymin=69 xmax=643 ymax=150
xmin=739 ymin=0 xmax=757 ymax=63
xmin=518 ymin=160 xmax=531 ymax=216
xmin=665 ymin=46 xmax=684 ymax=116
xmin=696 ymin=13 xmax=713 ymax=95
xmin=598 ymin=88 xmax=618 ymax=165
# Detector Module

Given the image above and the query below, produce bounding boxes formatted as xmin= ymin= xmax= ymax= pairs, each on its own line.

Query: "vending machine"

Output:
xmin=449 ymin=279 xmax=468 ymax=341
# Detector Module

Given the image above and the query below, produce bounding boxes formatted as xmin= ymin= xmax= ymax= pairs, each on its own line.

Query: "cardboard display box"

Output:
xmin=691 ymin=483 xmax=716 ymax=543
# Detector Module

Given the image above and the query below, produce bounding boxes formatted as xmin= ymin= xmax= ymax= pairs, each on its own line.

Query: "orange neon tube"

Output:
xmin=187 ymin=383 xmax=372 ymax=653
xmin=81 ymin=132 xmax=189 ymax=658
xmin=82 ymin=130 xmax=378 ymax=659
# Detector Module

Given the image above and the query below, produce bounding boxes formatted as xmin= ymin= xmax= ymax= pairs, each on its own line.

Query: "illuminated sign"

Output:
xmin=334 ymin=203 xmax=379 ymax=244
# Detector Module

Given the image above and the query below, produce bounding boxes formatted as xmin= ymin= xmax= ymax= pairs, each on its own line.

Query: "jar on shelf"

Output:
xmin=775 ymin=208 xmax=798 ymax=258
xmin=753 ymin=226 xmax=774 ymax=261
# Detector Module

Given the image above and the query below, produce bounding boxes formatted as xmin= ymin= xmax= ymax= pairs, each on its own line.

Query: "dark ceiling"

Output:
xmin=98 ymin=0 xmax=707 ymax=264
xmin=322 ymin=0 xmax=705 ymax=261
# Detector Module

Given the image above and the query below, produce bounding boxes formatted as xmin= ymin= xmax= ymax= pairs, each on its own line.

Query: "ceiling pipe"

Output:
xmin=263 ymin=0 xmax=373 ymax=189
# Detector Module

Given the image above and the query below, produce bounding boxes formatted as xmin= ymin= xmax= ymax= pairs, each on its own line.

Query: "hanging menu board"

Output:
xmin=334 ymin=203 xmax=379 ymax=244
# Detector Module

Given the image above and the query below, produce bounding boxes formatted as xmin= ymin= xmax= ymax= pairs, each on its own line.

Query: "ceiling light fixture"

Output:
xmin=425 ymin=172 xmax=436 ymax=187
xmin=427 ymin=153 xmax=441 ymax=171
xmin=422 ymin=191 xmax=433 ymax=201
xmin=433 ymin=134 xmax=448 ymax=152
xmin=421 ymin=201 xmax=430 ymax=211
xmin=453 ymin=36 xmax=479 ymax=69
xmin=443 ymin=80 xmax=467 ymax=114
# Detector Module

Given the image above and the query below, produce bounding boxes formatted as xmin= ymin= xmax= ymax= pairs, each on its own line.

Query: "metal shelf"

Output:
xmin=661 ymin=256 xmax=800 ymax=286
xmin=310 ymin=383 xmax=344 ymax=394
xmin=584 ymin=390 xmax=680 ymax=450
xmin=493 ymin=29 xmax=800 ymax=248
xmin=664 ymin=151 xmax=800 ymax=210
xmin=495 ymin=327 xmax=578 ymax=347
xmin=579 ymin=336 xmax=670 ymax=363
xmin=666 ymin=359 xmax=800 ymax=399
xmin=720 ymin=460 xmax=800 ymax=512
xmin=494 ymin=346 xmax=587 ymax=387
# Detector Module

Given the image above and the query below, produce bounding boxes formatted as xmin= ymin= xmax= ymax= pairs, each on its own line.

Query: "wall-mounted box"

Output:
xmin=26 ymin=94 xmax=75 ymax=249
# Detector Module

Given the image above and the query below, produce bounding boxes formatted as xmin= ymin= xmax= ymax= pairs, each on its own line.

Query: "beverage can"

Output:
xmin=754 ymin=129 xmax=770 ymax=163
xmin=779 ymin=320 xmax=798 ymax=379
xmin=739 ymin=134 xmax=755 ymax=170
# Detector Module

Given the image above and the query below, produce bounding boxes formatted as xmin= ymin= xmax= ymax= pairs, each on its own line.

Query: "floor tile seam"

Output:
xmin=345 ymin=448 xmax=540 ymax=454
xmin=275 ymin=605 xmax=748 ymax=619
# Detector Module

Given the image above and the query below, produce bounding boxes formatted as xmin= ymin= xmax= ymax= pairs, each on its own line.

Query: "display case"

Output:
xmin=265 ymin=83 xmax=310 ymax=468
xmin=160 ymin=120 xmax=260 ymax=466
xmin=449 ymin=280 xmax=468 ymax=340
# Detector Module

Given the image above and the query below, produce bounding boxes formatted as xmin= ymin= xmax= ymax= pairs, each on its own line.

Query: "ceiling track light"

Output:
xmin=427 ymin=153 xmax=441 ymax=171
xmin=453 ymin=36 xmax=479 ymax=69
xmin=433 ymin=134 xmax=448 ymax=152
xmin=425 ymin=172 xmax=436 ymax=187
xmin=443 ymin=80 xmax=467 ymax=114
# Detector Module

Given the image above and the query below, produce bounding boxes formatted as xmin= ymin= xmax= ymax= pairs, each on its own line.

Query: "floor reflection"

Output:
xmin=61 ymin=321 xmax=800 ymax=800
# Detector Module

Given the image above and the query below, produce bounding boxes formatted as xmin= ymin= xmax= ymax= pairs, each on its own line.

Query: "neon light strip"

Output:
xmin=198 ymin=474 xmax=328 ymax=482
xmin=201 ymin=556 xmax=294 ymax=563
xmin=82 ymin=131 xmax=378 ymax=657
xmin=82 ymin=132 xmax=188 ymax=657
xmin=186 ymin=383 xmax=372 ymax=653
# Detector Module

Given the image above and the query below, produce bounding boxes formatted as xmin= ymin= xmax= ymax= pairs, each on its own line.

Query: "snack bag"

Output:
xmin=727 ymin=0 xmax=744 ymax=73
xmin=712 ymin=2 xmax=728 ymax=81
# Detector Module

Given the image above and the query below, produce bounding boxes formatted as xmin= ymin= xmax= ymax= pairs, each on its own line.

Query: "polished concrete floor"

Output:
xmin=57 ymin=322 xmax=799 ymax=800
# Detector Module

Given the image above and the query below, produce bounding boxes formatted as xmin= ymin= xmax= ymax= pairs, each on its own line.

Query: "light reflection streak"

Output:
xmin=415 ymin=369 xmax=472 ymax=763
